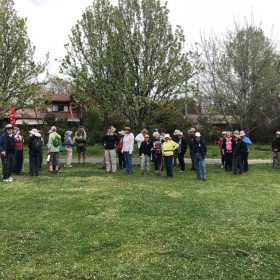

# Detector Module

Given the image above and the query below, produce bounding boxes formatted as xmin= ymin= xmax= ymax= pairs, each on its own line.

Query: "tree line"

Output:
xmin=1 ymin=0 xmax=280 ymax=135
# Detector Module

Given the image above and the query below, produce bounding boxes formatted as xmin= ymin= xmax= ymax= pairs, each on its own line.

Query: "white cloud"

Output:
xmin=13 ymin=0 xmax=280 ymax=76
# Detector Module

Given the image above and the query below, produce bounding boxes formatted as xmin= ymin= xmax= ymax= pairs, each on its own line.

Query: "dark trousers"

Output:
xmin=173 ymin=150 xmax=178 ymax=167
xmin=242 ymin=152 xmax=249 ymax=172
xmin=224 ymin=152 xmax=233 ymax=171
xmin=14 ymin=149 xmax=24 ymax=174
xmin=153 ymin=153 xmax=163 ymax=171
xmin=234 ymin=154 xmax=243 ymax=174
xmin=190 ymin=151 xmax=195 ymax=169
xmin=117 ymin=150 xmax=126 ymax=169
xmin=29 ymin=153 xmax=40 ymax=176
xmin=178 ymin=152 xmax=185 ymax=171
xmin=164 ymin=156 xmax=173 ymax=177
xmin=220 ymin=150 xmax=225 ymax=166
xmin=1 ymin=153 xmax=14 ymax=180
xmin=39 ymin=148 xmax=43 ymax=170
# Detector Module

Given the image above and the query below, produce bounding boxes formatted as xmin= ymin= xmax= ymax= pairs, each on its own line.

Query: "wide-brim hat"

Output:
xmin=118 ymin=130 xmax=125 ymax=136
xmin=124 ymin=127 xmax=131 ymax=131
xmin=233 ymin=134 xmax=241 ymax=139
xmin=239 ymin=131 xmax=246 ymax=137
xmin=5 ymin=124 xmax=14 ymax=130
xmin=188 ymin=128 xmax=196 ymax=132
xmin=222 ymin=131 xmax=226 ymax=135
xmin=29 ymin=128 xmax=41 ymax=137
xmin=174 ymin=129 xmax=180 ymax=135
xmin=165 ymin=134 xmax=171 ymax=139
xmin=195 ymin=132 xmax=201 ymax=137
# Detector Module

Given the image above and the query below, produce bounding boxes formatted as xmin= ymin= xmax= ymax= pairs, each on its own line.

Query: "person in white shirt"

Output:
xmin=122 ymin=127 xmax=134 ymax=175
xmin=135 ymin=128 xmax=148 ymax=149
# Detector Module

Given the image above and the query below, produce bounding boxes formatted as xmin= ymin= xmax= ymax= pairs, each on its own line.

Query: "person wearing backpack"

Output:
xmin=222 ymin=131 xmax=235 ymax=172
xmin=151 ymin=131 xmax=162 ymax=172
xmin=47 ymin=126 xmax=61 ymax=174
xmin=28 ymin=128 xmax=42 ymax=176
xmin=75 ymin=125 xmax=87 ymax=165
xmin=64 ymin=131 xmax=74 ymax=167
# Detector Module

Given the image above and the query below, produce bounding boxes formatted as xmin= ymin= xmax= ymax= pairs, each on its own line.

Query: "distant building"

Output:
xmin=1 ymin=93 xmax=83 ymax=126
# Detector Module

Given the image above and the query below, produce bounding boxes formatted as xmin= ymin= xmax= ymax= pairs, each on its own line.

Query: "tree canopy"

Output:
xmin=194 ymin=20 xmax=280 ymax=133
xmin=0 ymin=0 xmax=48 ymax=117
xmin=61 ymin=0 xmax=191 ymax=130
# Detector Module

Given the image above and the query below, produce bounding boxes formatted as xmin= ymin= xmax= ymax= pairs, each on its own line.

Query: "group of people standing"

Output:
xmin=218 ymin=130 xmax=252 ymax=175
xmin=103 ymin=126 xmax=207 ymax=181
xmin=2 ymin=121 xmax=280 ymax=183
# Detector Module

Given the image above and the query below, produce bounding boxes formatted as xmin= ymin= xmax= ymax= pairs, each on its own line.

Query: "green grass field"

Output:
xmin=25 ymin=143 xmax=273 ymax=160
xmin=0 ymin=163 xmax=279 ymax=279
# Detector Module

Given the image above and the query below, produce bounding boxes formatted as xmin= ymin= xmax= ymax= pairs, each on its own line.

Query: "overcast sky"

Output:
xmin=13 ymin=0 xmax=280 ymax=76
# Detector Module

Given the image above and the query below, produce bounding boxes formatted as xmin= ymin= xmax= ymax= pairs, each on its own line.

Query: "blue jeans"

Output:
xmin=123 ymin=152 xmax=133 ymax=174
xmin=194 ymin=153 xmax=206 ymax=180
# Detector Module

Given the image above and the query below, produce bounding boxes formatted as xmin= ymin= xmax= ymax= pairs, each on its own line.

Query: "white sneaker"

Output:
xmin=8 ymin=177 xmax=13 ymax=182
xmin=221 ymin=165 xmax=224 ymax=168
xmin=3 ymin=179 xmax=10 ymax=182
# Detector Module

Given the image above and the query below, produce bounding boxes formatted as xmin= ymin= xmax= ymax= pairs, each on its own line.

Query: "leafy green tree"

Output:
xmin=0 ymin=0 xmax=48 ymax=117
xmin=195 ymin=21 xmax=280 ymax=133
xmin=61 ymin=0 xmax=191 ymax=131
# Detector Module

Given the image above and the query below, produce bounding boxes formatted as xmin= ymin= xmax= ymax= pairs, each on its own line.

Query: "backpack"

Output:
xmin=154 ymin=141 xmax=162 ymax=154
xmin=32 ymin=137 xmax=42 ymax=152
xmin=225 ymin=139 xmax=232 ymax=151
xmin=52 ymin=132 xmax=61 ymax=147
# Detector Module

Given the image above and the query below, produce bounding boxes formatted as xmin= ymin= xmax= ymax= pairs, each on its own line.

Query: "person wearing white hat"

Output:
xmin=0 ymin=124 xmax=17 ymax=182
xmin=192 ymin=132 xmax=207 ymax=181
xmin=240 ymin=130 xmax=252 ymax=172
xmin=162 ymin=134 xmax=179 ymax=179
xmin=272 ymin=131 xmax=280 ymax=168
xmin=28 ymin=128 xmax=42 ymax=176
xmin=172 ymin=129 xmax=180 ymax=167
xmin=188 ymin=128 xmax=196 ymax=170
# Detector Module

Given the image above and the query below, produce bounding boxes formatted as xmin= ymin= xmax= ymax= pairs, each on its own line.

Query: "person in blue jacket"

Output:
xmin=240 ymin=130 xmax=252 ymax=172
xmin=0 ymin=124 xmax=17 ymax=182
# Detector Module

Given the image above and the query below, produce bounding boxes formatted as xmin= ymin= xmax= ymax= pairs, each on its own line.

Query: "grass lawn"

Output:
xmin=0 ymin=164 xmax=279 ymax=279
xmin=24 ymin=143 xmax=273 ymax=160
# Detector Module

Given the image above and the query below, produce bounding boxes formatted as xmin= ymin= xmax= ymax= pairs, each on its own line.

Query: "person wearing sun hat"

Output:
xmin=162 ymin=133 xmax=179 ymax=179
xmin=232 ymin=133 xmax=245 ymax=175
xmin=240 ymin=130 xmax=252 ymax=172
xmin=0 ymin=124 xmax=17 ymax=182
xmin=272 ymin=131 xmax=280 ymax=168
xmin=28 ymin=128 xmax=42 ymax=176
xmin=188 ymin=127 xmax=196 ymax=170
xmin=177 ymin=131 xmax=187 ymax=172
xmin=192 ymin=132 xmax=207 ymax=181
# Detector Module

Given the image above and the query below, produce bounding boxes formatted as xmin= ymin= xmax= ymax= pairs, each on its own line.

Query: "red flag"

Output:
xmin=10 ymin=104 xmax=16 ymax=125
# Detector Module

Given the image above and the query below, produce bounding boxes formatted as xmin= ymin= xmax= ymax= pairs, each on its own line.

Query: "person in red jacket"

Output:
xmin=13 ymin=127 xmax=24 ymax=175
xmin=117 ymin=130 xmax=126 ymax=169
